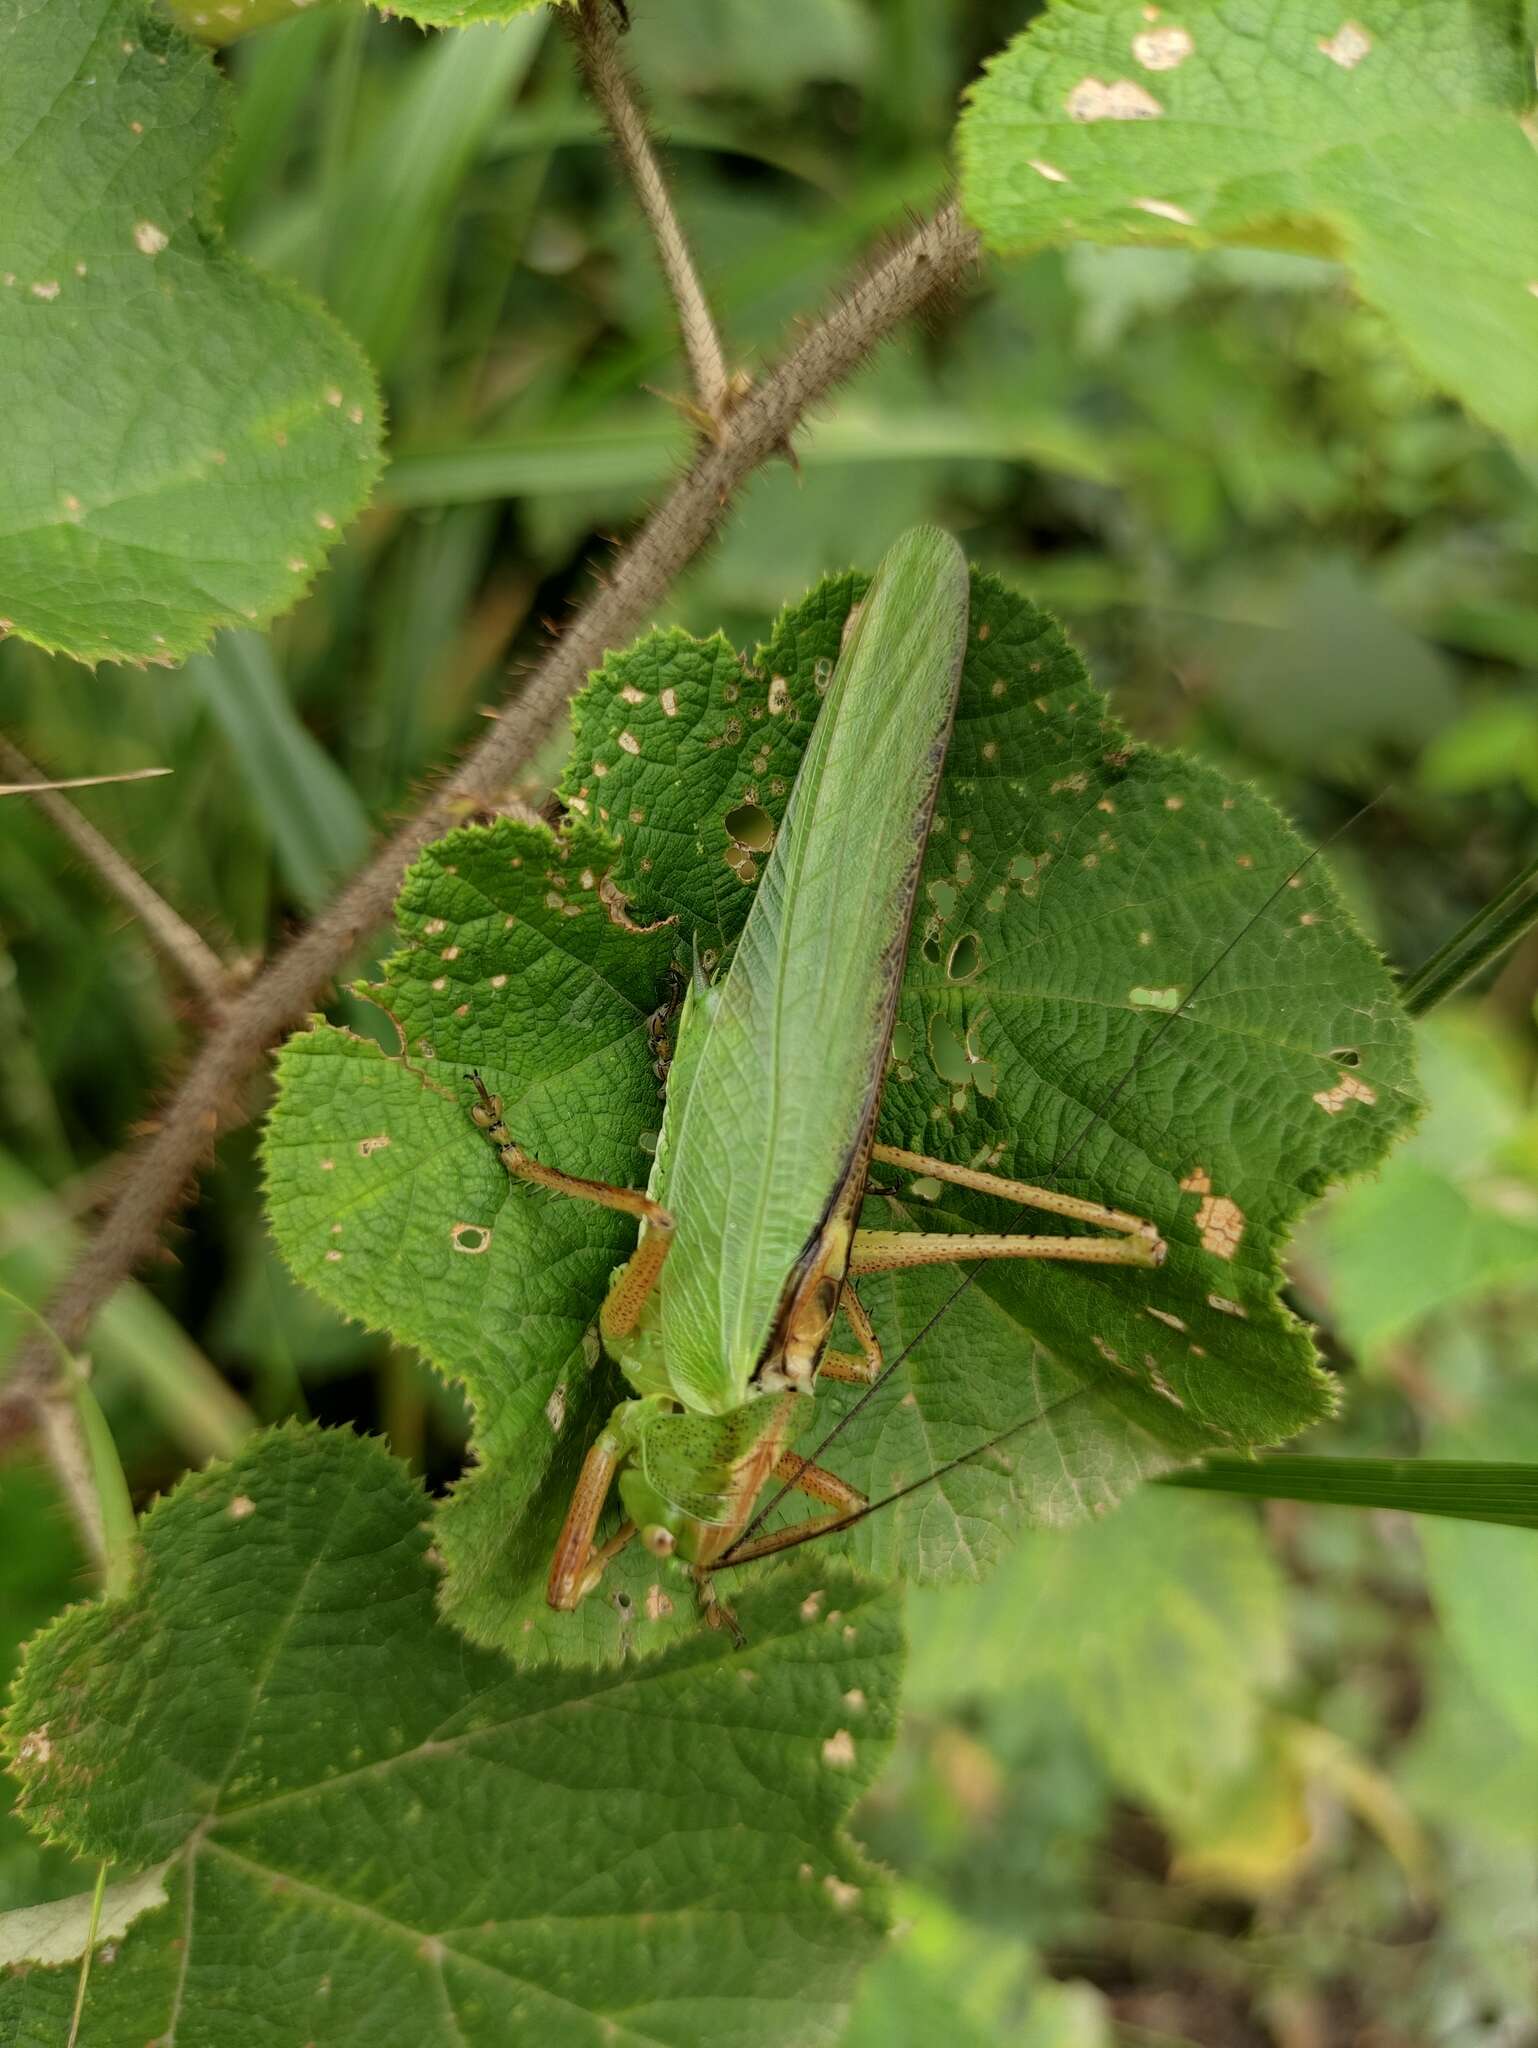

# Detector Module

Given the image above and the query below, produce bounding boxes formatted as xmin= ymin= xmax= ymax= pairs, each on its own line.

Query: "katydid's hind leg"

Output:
xmin=865 ymin=1141 xmax=1166 ymax=1269
xmin=773 ymin=1450 xmax=866 ymax=1516
xmin=817 ymin=1284 xmax=885 ymax=1386
xmin=547 ymin=1426 xmax=637 ymax=1610
xmin=469 ymin=1072 xmax=676 ymax=1338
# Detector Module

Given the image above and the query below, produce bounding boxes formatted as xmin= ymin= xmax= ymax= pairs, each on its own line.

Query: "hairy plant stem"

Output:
xmin=7 ymin=201 xmax=980 ymax=1548
xmin=564 ymin=0 xmax=733 ymax=427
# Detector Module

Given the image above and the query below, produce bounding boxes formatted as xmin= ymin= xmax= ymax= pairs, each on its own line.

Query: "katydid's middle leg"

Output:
xmin=818 ymin=1284 xmax=885 ymax=1385
xmin=470 ymin=1075 xmax=675 ymax=1337
xmin=856 ymin=1142 xmax=1166 ymax=1271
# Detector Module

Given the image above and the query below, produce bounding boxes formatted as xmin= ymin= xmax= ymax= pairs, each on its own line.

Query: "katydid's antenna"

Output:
xmin=722 ymin=791 xmax=1387 ymax=1564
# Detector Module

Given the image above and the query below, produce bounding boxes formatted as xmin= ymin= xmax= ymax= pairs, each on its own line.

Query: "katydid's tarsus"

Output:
xmin=469 ymin=527 xmax=1167 ymax=1612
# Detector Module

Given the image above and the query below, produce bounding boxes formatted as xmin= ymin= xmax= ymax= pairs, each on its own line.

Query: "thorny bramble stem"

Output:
xmin=6 ymin=200 xmax=980 ymax=1553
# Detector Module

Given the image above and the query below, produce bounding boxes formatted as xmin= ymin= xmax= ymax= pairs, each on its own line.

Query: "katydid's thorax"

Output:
xmin=616 ymin=1389 xmax=805 ymax=1569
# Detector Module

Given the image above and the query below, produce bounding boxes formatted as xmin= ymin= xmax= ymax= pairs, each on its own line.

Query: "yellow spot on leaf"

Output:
xmin=1132 ymin=24 xmax=1193 ymax=69
xmin=1314 ymin=1072 xmax=1378 ymax=1115
xmin=1133 ymin=196 xmax=1196 ymax=226
xmin=1066 ymin=76 xmax=1164 ymax=120
xmin=1318 ymin=20 xmax=1372 ymax=67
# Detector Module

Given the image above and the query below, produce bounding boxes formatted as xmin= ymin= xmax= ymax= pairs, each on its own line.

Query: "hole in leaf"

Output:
xmin=724 ymin=801 xmax=775 ymax=852
xmin=945 ymin=932 xmax=982 ymax=982
xmin=927 ymin=1014 xmax=971 ymax=1086
xmin=1331 ymin=1046 xmax=1361 ymax=1067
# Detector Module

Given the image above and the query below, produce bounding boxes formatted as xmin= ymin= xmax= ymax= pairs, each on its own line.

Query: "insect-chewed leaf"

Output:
xmin=1 ymin=1426 xmax=898 ymax=2048
xmin=956 ymin=0 xmax=1538 ymax=451
xmin=0 ymin=0 xmax=382 ymax=665
xmin=266 ymin=559 xmax=1417 ymax=1656
xmin=264 ymin=818 xmax=681 ymax=1665
xmin=568 ymin=566 xmax=1419 ymax=1576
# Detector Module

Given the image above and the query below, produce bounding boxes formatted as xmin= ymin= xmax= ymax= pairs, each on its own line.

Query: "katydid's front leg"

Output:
xmin=470 ymin=1076 xmax=675 ymax=1337
xmin=546 ymin=1397 xmax=674 ymax=1609
xmin=548 ymin=1416 xmax=636 ymax=1610
xmin=853 ymin=1142 xmax=1166 ymax=1273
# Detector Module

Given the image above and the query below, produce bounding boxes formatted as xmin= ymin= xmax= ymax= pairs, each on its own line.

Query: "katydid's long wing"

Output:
xmin=658 ymin=527 xmax=970 ymax=1414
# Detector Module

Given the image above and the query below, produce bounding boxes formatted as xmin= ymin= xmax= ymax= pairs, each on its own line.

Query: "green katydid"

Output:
xmin=471 ymin=526 xmax=1166 ymax=1612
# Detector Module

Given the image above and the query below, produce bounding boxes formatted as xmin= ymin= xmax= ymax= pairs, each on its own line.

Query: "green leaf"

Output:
xmin=384 ymin=0 xmax=562 ymax=27
xmin=264 ymin=822 xmax=682 ymax=1663
xmin=0 ymin=1462 xmax=91 ymax=1915
xmin=266 ymin=563 xmax=1417 ymax=1656
xmin=1303 ymin=1014 xmax=1538 ymax=1357
xmin=1419 ymin=1391 xmax=1538 ymax=1749
xmin=162 ymin=0 xmax=343 ymax=41
xmin=0 ymin=0 xmax=382 ymax=666
xmin=1399 ymin=1648 xmax=1538 ymax=1847
xmin=904 ymin=1488 xmax=1290 ymax=1828
xmin=842 ymin=1885 xmax=1112 ymax=2048
xmin=2 ymin=1426 xmax=899 ymax=2046
xmin=958 ymin=0 xmax=1538 ymax=449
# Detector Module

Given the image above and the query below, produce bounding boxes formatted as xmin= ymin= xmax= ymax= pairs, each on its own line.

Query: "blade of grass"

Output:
xmin=328 ymin=18 xmax=548 ymax=375
xmin=1 ymin=1287 xmax=137 ymax=1596
xmin=384 ymin=401 xmax=1110 ymax=507
xmin=1400 ymin=848 xmax=1538 ymax=1016
xmin=1164 ymin=1454 xmax=1538 ymax=1531
xmin=66 ymin=1863 xmax=110 ymax=2048
xmin=0 ymin=1153 xmax=253 ymax=1462
xmin=186 ymin=632 xmax=372 ymax=914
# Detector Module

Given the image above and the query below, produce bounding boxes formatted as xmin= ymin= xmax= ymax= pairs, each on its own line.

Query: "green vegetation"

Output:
xmin=4 ymin=3 xmax=1538 ymax=2041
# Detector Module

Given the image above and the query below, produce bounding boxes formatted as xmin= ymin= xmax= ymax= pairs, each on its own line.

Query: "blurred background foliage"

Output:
xmin=4 ymin=3 xmax=1538 ymax=2040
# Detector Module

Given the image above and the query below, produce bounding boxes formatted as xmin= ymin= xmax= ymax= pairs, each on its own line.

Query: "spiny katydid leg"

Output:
xmin=547 ymin=1417 xmax=636 ymax=1611
xmin=852 ymin=1142 xmax=1166 ymax=1273
xmin=817 ymin=1283 xmax=885 ymax=1385
xmin=469 ymin=1075 xmax=675 ymax=1338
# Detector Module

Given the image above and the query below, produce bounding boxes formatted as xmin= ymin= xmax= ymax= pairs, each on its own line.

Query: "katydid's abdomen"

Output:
xmin=655 ymin=526 xmax=971 ymax=1413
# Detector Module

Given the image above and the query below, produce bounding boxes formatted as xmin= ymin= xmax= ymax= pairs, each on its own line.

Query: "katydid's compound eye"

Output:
xmin=643 ymin=1524 xmax=676 ymax=1557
